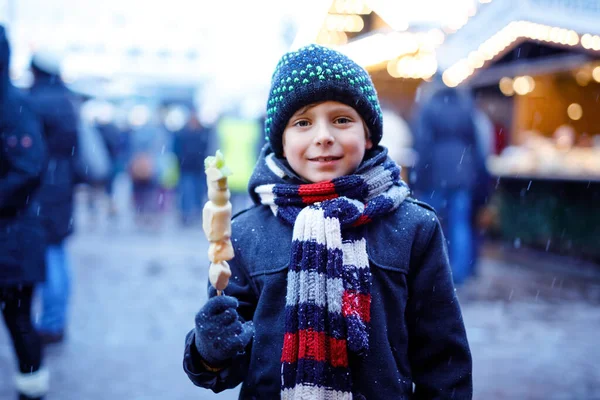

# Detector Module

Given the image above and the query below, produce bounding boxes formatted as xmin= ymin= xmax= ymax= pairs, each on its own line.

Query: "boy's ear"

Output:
xmin=282 ymin=134 xmax=286 ymax=157
xmin=364 ymin=125 xmax=373 ymax=149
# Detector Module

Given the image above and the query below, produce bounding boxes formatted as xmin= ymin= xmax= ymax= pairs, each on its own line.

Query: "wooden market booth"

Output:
xmin=436 ymin=0 xmax=600 ymax=261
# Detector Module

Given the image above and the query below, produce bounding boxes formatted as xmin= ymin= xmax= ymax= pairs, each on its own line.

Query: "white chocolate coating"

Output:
xmin=208 ymin=240 xmax=235 ymax=264
xmin=202 ymin=202 xmax=232 ymax=242
xmin=204 ymin=161 xmax=235 ymax=293
xmin=209 ymin=261 xmax=231 ymax=291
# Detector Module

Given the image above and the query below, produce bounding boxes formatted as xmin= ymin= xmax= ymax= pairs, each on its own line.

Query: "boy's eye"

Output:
xmin=293 ymin=120 xmax=310 ymax=127
xmin=335 ymin=117 xmax=352 ymax=124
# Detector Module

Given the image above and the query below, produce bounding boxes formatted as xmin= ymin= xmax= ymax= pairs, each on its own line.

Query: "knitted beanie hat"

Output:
xmin=265 ymin=44 xmax=383 ymax=157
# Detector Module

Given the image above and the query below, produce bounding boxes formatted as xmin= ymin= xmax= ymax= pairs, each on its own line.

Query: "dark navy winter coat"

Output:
xmin=184 ymin=200 xmax=473 ymax=399
xmin=28 ymin=64 xmax=79 ymax=244
xmin=0 ymin=27 xmax=47 ymax=285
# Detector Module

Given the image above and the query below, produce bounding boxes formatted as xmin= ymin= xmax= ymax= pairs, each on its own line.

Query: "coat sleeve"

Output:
xmin=183 ymin=238 xmax=258 ymax=393
xmin=0 ymin=103 xmax=46 ymax=209
xmin=406 ymin=217 xmax=473 ymax=399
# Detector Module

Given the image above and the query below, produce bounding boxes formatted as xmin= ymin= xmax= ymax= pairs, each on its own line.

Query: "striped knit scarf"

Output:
xmin=254 ymin=149 xmax=410 ymax=399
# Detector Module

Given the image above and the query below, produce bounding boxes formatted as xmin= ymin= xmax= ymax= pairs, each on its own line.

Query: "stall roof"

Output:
xmin=438 ymin=0 xmax=600 ymax=86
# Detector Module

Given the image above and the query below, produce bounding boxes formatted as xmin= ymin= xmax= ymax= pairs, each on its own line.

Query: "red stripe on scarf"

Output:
xmin=281 ymin=330 xmax=349 ymax=367
xmin=352 ymin=214 xmax=371 ymax=227
xmin=298 ymin=181 xmax=338 ymax=204
xmin=342 ymin=291 xmax=371 ymax=322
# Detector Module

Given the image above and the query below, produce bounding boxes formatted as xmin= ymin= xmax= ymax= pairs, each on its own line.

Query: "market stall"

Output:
xmin=436 ymin=0 xmax=600 ymax=260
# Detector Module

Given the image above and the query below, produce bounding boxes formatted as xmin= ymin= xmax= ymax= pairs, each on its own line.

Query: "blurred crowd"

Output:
xmin=0 ymin=24 xmax=500 ymax=400
xmin=0 ymin=26 xmax=267 ymax=399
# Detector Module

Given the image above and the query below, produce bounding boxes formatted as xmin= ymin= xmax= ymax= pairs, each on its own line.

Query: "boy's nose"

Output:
xmin=313 ymin=125 xmax=335 ymax=146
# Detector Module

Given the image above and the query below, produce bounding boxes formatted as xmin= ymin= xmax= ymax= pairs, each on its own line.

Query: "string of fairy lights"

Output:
xmin=312 ymin=0 xmax=600 ymax=90
xmin=442 ymin=21 xmax=586 ymax=87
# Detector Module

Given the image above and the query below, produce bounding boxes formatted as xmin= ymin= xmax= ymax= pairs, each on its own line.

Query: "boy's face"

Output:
xmin=282 ymin=101 xmax=372 ymax=183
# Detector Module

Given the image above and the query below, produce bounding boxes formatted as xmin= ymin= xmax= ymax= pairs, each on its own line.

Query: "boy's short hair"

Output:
xmin=264 ymin=44 xmax=383 ymax=157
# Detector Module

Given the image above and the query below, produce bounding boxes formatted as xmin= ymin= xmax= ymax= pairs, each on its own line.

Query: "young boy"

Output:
xmin=183 ymin=45 xmax=472 ymax=399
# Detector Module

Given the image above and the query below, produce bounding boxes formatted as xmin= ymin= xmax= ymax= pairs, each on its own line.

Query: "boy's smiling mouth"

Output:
xmin=308 ymin=156 xmax=343 ymax=162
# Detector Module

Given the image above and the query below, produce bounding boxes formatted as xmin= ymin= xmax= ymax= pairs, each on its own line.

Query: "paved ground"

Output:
xmin=460 ymin=246 xmax=600 ymax=400
xmin=1 ymin=181 xmax=599 ymax=399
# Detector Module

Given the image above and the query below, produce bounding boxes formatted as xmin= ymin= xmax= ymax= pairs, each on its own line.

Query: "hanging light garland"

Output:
xmin=442 ymin=21 xmax=587 ymax=87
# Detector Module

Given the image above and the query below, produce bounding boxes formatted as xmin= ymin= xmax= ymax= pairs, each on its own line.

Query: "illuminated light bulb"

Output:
xmin=479 ymin=45 xmax=495 ymax=60
xmin=396 ymin=57 xmax=409 ymax=76
xmin=128 ymin=105 xmax=150 ymax=127
xmin=537 ymin=26 xmax=550 ymax=41
xmin=567 ymin=103 xmax=583 ymax=120
xmin=325 ymin=15 xmax=338 ymax=31
xmin=524 ymin=75 xmax=535 ymax=92
xmin=354 ymin=15 xmax=365 ymax=32
xmin=342 ymin=15 xmax=364 ymax=32
xmin=326 ymin=15 xmax=348 ymax=31
xmin=442 ymin=71 xmax=459 ymax=87
xmin=549 ymin=27 xmax=560 ymax=43
xmin=467 ymin=51 xmax=484 ymax=68
xmin=575 ymin=69 xmax=591 ymax=86
xmin=567 ymin=31 xmax=579 ymax=46
xmin=420 ymin=29 xmax=445 ymax=50
xmin=592 ymin=66 xmax=600 ymax=82
xmin=499 ymin=77 xmax=515 ymax=96
xmin=316 ymin=30 xmax=330 ymax=44
xmin=582 ymin=34 xmax=593 ymax=49
xmin=513 ymin=75 xmax=534 ymax=95
xmin=387 ymin=59 xmax=401 ymax=78
xmin=422 ymin=56 xmax=438 ymax=78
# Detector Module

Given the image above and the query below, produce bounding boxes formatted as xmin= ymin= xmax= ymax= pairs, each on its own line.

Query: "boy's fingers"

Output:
xmin=201 ymin=295 xmax=238 ymax=317
xmin=237 ymin=321 xmax=254 ymax=347
xmin=212 ymin=308 xmax=238 ymax=326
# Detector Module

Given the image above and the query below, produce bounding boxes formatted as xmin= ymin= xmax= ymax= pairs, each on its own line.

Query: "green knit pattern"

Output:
xmin=264 ymin=44 xmax=383 ymax=157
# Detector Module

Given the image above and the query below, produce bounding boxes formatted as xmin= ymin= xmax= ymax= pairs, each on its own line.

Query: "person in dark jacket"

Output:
xmin=412 ymin=84 xmax=488 ymax=285
xmin=28 ymin=49 xmax=80 ymax=344
xmin=0 ymin=26 xmax=50 ymax=400
xmin=94 ymin=117 xmax=122 ymax=217
xmin=183 ymin=45 xmax=472 ymax=399
xmin=173 ymin=110 xmax=210 ymax=226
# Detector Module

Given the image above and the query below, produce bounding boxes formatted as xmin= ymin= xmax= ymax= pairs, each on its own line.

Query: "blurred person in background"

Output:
xmin=91 ymin=102 xmax=122 ymax=218
xmin=128 ymin=111 xmax=169 ymax=231
xmin=472 ymin=106 xmax=494 ymax=268
xmin=1 ymin=26 xmax=50 ymax=400
xmin=413 ymin=84 xmax=488 ymax=285
xmin=173 ymin=108 xmax=211 ymax=226
xmin=28 ymin=49 xmax=80 ymax=345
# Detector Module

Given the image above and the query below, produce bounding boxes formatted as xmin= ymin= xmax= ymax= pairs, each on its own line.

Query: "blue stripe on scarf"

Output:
xmin=289 ymin=240 xmax=343 ymax=277
xmin=322 ymin=198 xmax=363 ymax=226
xmin=342 ymin=266 xmax=371 ymax=294
xmin=345 ymin=314 xmax=370 ymax=354
xmin=366 ymin=194 xmax=395 ymax=214
xmin=282 ymin=359 xmax=352 ymax=391
xmin=331 ymin=175 xmax=370 ymax=200
xmin=285 ymin=304 xmax=347 ymax=339
xmin=277 ymin=206 xmax=302 ymax=226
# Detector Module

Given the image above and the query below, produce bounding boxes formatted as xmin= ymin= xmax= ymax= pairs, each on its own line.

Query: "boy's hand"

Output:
xmin=194 ymin=295 xmax=254 ymax=366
